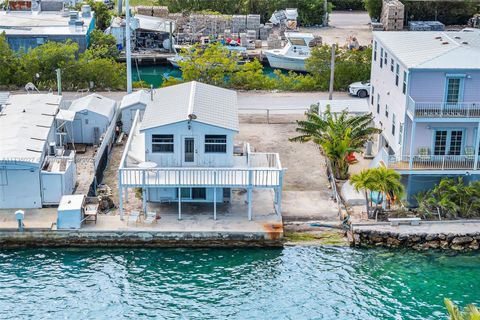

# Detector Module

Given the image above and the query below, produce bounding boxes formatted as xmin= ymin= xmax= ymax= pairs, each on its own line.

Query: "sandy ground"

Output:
xmin=300 ymin=11 xmax=373 ymax=46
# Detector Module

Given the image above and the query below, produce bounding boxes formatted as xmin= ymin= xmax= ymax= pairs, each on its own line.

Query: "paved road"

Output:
xmin=13 ymin=90 xmax=358 ymax=114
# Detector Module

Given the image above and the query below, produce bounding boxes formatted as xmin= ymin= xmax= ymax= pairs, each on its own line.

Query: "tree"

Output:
xmin=290 ymin=106 xmax=381 ymax=179
xmin=86 ymin=29 xmax=119 ymax=59
xmin=368 ymin=167 xmax=404 ymax=209
xmin=87 ymin=0 xmax=111 ymax=30
xmin=179 ymin=43 xmax=239 ymax=86
xmin=230 ymin=59 xmax=275 ymax=90
xmin=350 ymin=169 xmax=375 ymax=215
xmin=364 ymin=0 xmax=382 ymax=20
xmin=445 ymin=298 xmax=480 ymax=320
xmin=0 ymin=32 xmax=24 ymax=86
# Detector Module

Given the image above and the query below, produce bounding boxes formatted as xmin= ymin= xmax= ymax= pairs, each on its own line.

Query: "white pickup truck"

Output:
xmin=348 ymin=81 xmax=371 ymax=98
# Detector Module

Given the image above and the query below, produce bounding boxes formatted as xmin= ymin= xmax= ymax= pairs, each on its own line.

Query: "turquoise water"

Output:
xmin=132 ymin=65 xmax=284 ymax=87
xmin=0 ymin=246 xmax=478 ymax=319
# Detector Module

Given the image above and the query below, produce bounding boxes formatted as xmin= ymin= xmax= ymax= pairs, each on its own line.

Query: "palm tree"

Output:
xmin=368 ymin=167 xmax=404 ymax=209
xmin=350 ymin=169 xmax=375 ymax=216
xmin=290 ymin=105 xmax=381 ymax=180
xmin=445 ymin=298 xmax=480 ymax=320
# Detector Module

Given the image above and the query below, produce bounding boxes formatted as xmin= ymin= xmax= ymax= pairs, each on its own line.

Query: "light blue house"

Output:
xmin=118 ymin=81 xmax=284 ymax=220
xmin=369 ymin=31 xmax=480 ymax=202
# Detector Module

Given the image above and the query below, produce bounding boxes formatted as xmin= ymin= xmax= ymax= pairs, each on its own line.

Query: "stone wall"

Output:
xmin=0 ymin=231 xmax=283 ymax=248
xmin=349 ymin=229 xmax=480 ymax=251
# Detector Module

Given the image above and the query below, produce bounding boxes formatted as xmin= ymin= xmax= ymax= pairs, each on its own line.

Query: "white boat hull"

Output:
xmin=167 ymin=56 xmax=180 ymax=68
xmin=265 ymin=51 xmax=308 ymax=72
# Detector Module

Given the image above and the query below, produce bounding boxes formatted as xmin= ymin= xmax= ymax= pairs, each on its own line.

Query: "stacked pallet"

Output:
xmin=232 ymin=15 xmax=247 ymax=33
xmin=246 ymin=14 xmax=261 ymax=29
xmin=259 ymin=24 xmax=272 ymax=40
xmin=381 ymin=0 xmax=404 ymax=31
xmin=267 ymin=35 xmax=282 ymax=49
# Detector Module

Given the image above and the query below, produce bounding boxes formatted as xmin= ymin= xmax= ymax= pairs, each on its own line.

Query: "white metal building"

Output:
xmin=0 ymin=94 xmax=76 ymax=209
xmin=67 ymin=93 xmax=117 ymax=145
xmin=118 ymin=81 xmax=284 ymax=220
xmin=120 ymin=89 xmax=151 ymax=134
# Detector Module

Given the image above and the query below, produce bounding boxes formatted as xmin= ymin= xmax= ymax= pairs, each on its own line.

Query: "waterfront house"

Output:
xmin=67 ymin=93 xmax=117 ymax=145
xmin=118 ymin=81 xmax=284 ymax=220
xmin=0 ymin=94 xmax=76 ymax=209
xmin=369 ymin=31 xmax=480 ymax=201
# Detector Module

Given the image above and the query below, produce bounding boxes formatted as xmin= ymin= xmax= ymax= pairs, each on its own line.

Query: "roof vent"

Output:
xmin=462 ymin=41 xmax=469 ymax=45
xmin=435 ymin=36 xmax=442 ymax=40
xmin=455 ymin=36 xmax=461 ymax=39
xmin=442 ymin=41 xmax=449 ymax=45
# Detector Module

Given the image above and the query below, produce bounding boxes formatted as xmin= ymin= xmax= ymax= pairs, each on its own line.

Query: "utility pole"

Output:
xmin=328 ymin=44 xmax=335 ymax=100
xmin=56 ymin=68 xmax=62 ymax=95
xmin=117 ymin=0 xmax=122 ymax=17
xmin=125 ymin=0 xmax=132 ymax=93
xmin=323 ymin=0 xmax=328 ymax=27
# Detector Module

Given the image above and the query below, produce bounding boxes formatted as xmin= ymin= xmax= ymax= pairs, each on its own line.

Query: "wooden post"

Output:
xmin=247 ymin=188 xmax=252 ymax=221
xmin=213 ymin=187 xmax=217 ymax=220
xmin=328 ymin=44 xmax=336 ymax=100
xmin=142 ymin=188 xmax=147 ymax=215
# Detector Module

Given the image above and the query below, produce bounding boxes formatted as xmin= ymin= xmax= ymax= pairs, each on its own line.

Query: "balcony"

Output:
xmin=407 ymin=96 xmax=480 ymax=119
xmin=378 ymin=148 xmax=480 ymax=171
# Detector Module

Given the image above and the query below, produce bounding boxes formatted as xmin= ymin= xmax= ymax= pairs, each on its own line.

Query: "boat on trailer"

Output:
xmin=264 ymin=32 xmax=315 ymax=72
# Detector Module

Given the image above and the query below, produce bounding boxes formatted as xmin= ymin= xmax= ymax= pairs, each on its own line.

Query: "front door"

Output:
xmin=41 ymin=173 xmax=63 ymax=204
xmin=183 ymin=137 xmax=195 ymax=165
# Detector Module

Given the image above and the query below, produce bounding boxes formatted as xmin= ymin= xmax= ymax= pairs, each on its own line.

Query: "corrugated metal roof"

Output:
xmin=373 ymin=31 xmax=480 ymax=69
xmin=120 ymin=89 xmax=151 ymax=110
xmin=140 ymin=81 xmax=238 ymax=132
xmin=0 ymin=94 xmax=61 ymax=165
xmin=69 ymin=93 xmax=117 ymax=120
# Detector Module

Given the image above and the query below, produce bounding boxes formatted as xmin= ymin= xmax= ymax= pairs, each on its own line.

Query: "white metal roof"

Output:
xmin=69 ymin=93 xmax=117 ymax=120
xmin=0 ymin=11 xmax=94 ymax=36
xmin=58 ymin=194 xmax=85 ymax=211
xmin=373 ymin=31 xmax=480 ymax=69
xmin=134 ymin=14 xmax=176 ymax=33
xmin=0 ymin=92 xmax=10 ymax=107
xmin=0 ymin=94 xmax=61 ymax=165
xmin=56 ymin=109 xmax=76 ymax=122
xmin=140 ymin=81 xmax=238 ymax=132
xmin=318 ymin=99 xmax=369 ymax=114
xmin=120 ymin=89 xmax=151 ymax=110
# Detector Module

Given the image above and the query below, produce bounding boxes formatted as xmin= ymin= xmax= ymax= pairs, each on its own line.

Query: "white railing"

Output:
xmin=407 ymin=96 xmax=480 ymax=118
xmin=386 ymin=154 xmax=480 ymax=170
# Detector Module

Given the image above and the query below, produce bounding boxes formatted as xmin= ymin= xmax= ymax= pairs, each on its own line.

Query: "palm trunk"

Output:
xmin=364 ymin=190 xmax=370 ymax=217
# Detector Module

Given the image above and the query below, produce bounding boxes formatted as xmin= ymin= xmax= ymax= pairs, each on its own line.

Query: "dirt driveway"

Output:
xmin=237 ymin=116 xmax=339 ymax=222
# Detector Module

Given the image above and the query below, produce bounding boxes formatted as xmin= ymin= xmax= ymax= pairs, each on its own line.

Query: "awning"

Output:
xmin=56 ymin=109 xmax=76 ymax=122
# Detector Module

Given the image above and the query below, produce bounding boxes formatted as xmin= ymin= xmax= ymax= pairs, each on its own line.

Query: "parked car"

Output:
xmin=348 ymin=81 xmax=371 ymax=98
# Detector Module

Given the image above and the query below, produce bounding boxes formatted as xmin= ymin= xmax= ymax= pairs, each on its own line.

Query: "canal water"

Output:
xmin=0 ymin=246 xmax=478 ymax=319
xmin=132 ymin=65 xmax=284 ymax=87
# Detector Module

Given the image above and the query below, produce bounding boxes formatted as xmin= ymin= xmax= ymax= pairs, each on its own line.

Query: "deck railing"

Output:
xmin=386 ymin=154 xmax=480 ymax=171
xmin=407 ymin=96 xmax=480 ymax=118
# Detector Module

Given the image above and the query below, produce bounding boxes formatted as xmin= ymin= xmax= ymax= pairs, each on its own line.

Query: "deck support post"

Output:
xmin=474 ymin=122 xmax=480 ymax=170
xmin=125 ymin=187 xmax=129 ymax=203
xmin=178 ymin=187 xmax=182 ymax=220
xmin=247 ymin=188 xmax=252 ymax=221
xmin=119 ymin=171 xmax=124 ymax=221
xmin=276 ymin=171 xmax=283 ymax=216
xmin=408 ymin=121 xmax=416 ymax=170
xmin=142 ymin=188 xmax=147 ymax=214
xmin=213 ymin=187 xmax=217 ymax=220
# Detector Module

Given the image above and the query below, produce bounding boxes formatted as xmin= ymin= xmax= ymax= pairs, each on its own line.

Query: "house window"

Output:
xmin=371 ymin=86 xmax=375 ymax=105
xmin=384 ymin=51 xmax=388 ymax=66
xmin=374 ymin=41 xmax=377 ymax=61
xmin=385 ymin=104 xmax=389 ymax=118
xmin=391 ymin=113 xmax=396 ymax=136
xmin=395 ymin=64 xmax=399 ymax=86
xmin=376 ymin=94 xmax=380 ymax=114
xmin=402 ymin=71 xmax=407 ymax=94
xmin=177 ymin=187 xmax=206 ymax=200
xmin=380 ymin=48 xmax=383 ymax=68
xmin=390 ymin=58 xmax=394 ymax=72
xmin=152 ymin=134 xmax=174 ymax=153
xmin=398 ymin=123 xmax=403 ymax=145
xmin=205 ymin=135 xmax=227 ymax=153
xmin=446 ymin=77 xmax=463 ymax=104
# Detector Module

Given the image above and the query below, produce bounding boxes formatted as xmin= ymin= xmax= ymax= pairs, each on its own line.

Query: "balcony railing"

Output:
xmin=386 ymin=154 xmax=480 ymax=171
xmin=407 ymin=96 xmax=480 ymax=118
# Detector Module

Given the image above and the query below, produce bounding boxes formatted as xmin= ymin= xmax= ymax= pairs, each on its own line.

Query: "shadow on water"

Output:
xmin=0 ymin=246 xmax=479 ymax=319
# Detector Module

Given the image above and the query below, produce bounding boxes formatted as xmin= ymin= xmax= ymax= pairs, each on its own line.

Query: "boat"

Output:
xmin=167 ymin=54 xmax=183 ymax=68
xmin=264 ymin=32 xmax=315 ymax=72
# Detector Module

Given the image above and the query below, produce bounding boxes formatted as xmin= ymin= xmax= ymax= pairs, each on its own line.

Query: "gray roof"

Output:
xmin=373 ymin=31 xmax=480 ymax=69
xmin=69 ymin=93 xmax=117 ymax=120
xmin=140 ymin=81 xmax=238 ymax=132
xmin=0 ymin=94 xmax=61 ymax=165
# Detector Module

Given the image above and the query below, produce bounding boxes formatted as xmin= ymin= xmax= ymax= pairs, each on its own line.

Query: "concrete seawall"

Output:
xmin=349 ymin=221 xmax=480 ymax=251
xmin=0 ymin=230 xmax=283 ymax=248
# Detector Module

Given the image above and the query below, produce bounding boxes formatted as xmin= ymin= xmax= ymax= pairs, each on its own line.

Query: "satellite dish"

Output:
xmin=188 ymin=113 xmax=197 ymax=120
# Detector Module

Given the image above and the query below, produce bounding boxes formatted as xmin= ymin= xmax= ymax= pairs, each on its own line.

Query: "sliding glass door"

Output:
xmin=433 ymin=129 xmax=463 ymax=155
